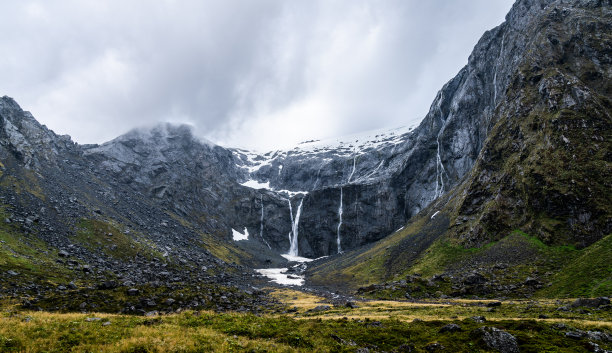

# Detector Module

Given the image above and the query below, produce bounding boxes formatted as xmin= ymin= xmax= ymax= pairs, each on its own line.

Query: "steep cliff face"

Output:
xmin=308 ymin=0 xmax=611 ymax=296
xmin=226 ymin=0 xmax=592 ymax=257
xmin=63 ymin=0 xmax=611 ymax=261
xmin=1 ymin=0 xmax=608 ymax=274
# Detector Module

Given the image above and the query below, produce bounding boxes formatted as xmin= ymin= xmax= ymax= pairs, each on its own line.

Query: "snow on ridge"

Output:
xmin=240 ymin=180 xmax=272 ymax=190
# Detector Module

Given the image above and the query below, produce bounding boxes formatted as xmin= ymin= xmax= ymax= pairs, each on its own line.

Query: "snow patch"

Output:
xmin=431 ymin=211 xmax=440 ymax=219
xmin=232 ymin=228 xmax=249 ymax=241
xmin=240 ymin=180 xmax=272 ymax=190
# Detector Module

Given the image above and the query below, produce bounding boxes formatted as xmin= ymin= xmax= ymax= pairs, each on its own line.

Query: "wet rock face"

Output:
xmin=225 ymin=0 xmax=592 ymax=257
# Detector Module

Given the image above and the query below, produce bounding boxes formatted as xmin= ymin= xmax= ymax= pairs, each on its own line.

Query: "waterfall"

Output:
xmin=336 ymin=154 xmax=356 ymax=254
xmin=347 ymin=155 xmax=357 ymax=183
xmin=434 ymin=116 xmax=449 ymax=199
xmin=260 ymin=196 xmax=271 ymax=249
xmin=493 ymin=33 xmax=506 ymax=104
xmin=287 ymin=198 xmax=304 ymax=256
xmin=435 ymin=133 xmax=447 ymax=198
xmin=336 ymin=187 xmax=343 ymax=254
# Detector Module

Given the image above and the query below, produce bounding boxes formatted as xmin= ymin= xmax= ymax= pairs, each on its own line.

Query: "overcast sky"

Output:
xmin=0 ymin=0 xmax=514 ymax=151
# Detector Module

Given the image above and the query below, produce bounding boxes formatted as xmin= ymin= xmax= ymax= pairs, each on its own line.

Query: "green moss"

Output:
xmin=73 ymin=219 xmax=160 ymax=261
xmin=540 ymin=233 xmax=612 ymax=298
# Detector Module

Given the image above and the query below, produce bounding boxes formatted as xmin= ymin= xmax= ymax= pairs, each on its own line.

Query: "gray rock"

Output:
xmin=473 ymin=326 xmax=519 ymax=353
xmin=439 ymin=324 xmax=462 ymax=333
xmin=571 ymin=298 xmax=610 ymax=308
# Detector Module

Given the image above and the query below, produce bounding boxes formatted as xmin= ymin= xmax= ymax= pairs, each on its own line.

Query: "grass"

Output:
xmin=0 ymin=295 xmax=610 ymax=352
xmin=541 ymin=233 xmax=612 ymax=298
xmin=0 ymin=207 xmax=72 ymax=291
xmin=73 ymin=219 xmax=161 ymax=261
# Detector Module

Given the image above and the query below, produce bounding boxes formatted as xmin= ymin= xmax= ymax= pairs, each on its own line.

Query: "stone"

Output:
xmin=571 ymin=298 xmax=610 ymax=308
xmin=424 ymin=342 xmax=445 ymax=351
xmin=345 ymin=301 xmax=359 ymax=309
xmin=308 ymin=305 xmax=331 ymax=313
xmin=473 ymin=327 xmax=519 ymax=353
xmin=165 ymin=298 xmax=176 ymax=306
xmin=439 ymin=324 xmax=462 ymax=333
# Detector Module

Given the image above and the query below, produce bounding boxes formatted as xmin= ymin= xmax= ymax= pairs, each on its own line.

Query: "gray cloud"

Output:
xmin=0 ymin=0 xmax=514 ymax=150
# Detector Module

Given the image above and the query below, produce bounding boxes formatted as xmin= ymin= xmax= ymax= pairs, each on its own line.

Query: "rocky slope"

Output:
xmin=0 ymin=96 xmax=283 ymax=313
xmin=308 ymin=0 xmax=611 ymax=297
xmin=0 ymin=0 xmax=609 ymax=306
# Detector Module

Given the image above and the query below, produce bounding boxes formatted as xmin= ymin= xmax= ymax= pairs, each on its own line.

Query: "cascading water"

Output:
xmin=348 ymin=155 xmax=357 ymax=183
xmin=287 ymin=198 xmax=304 ymax=256
xmin=493 ymin=33 xmax=506 ymax=104
xmin=260 ymin=196 xmax=271 ymax=249
xmin=336 ymin=187 xmax=343 ymax=253
xmin=336 ymin=154 xmax=357 ymax=254
xmin=434 ymin=117 xmax=449 ymax=199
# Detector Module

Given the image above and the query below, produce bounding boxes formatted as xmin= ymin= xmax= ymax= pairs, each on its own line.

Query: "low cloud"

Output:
xmin=0 ymin=0 xmax=514 ymax=150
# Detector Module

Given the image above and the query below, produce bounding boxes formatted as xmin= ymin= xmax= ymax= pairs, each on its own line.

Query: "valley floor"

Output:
xmin=1 ymin=288 xmax=610 ymax=352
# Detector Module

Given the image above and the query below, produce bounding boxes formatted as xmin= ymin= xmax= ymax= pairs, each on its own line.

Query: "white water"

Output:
xmin=434 ymin=115 xmax=449 ymax=199
xmin=287 ymin=198 xmax=304 ymax=256
xmin=260 ymin=196 xmax=271 ymax=249
xmin=281 ymin=254 xmax=314 ymax=262
xmin=255 ymin=268 xmax=304 ymax=286
xmin=336 ymin=187 xmax=343 ymax=254
xmin=493 ymin=33 xmax=506 ymax=104
xmin=347 ymin=153 xmax=357 ymax=183
xmin=336 ymin=153 xmax=358 ymax=254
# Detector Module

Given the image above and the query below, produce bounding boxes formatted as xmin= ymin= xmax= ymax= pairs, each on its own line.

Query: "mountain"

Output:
xmin=0 ymin=0 xmax=609 ymax=313
xmin=308 ymin=0 xmax=611 ymax=298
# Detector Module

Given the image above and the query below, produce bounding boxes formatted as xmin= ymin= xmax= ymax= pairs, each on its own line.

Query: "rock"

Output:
xmin=585 ymin=341 xmax=605 ymax=353
xmin=345 ymin=301 xmax=359 ymax=309
xmin=58 ymin=250 xmax=69 ymax=257
xmin=308 ymin=305 xmax=331 ymax=313
xmin=439 ymin=324 xmax=462 ymax=333
xmin=97 ymin=281 xmax=118 ymax=290
xmin=165 ymin=298 xmax=176 ymax=306
xmin=524 ymin=277 xmax=541 ymax=286
xmin=487 ymin=301 xmax=502 ymax=307
xmin=6 ymin=270 xmax=18 ymax=276
xmin=473 ymin=327 xmax=519 ymax=353
xmin=571 ymin=298 xmax=610 ymax=308
xmin=586 ymin=331 xmax=612 ymax=342
xmin=144 ymin=311 xmax=158 ymax=317
xmin=85 ymin=317 xmax=102 ymax=322
xmin=565 ymin=331 xmax=584 ymax=339
xmin=470 ymin=316 xmax=487 ymax=323
xmin=127 ymin=288 xmax=139 ymax=296
xmin=396 ymin=344 xmax=415 ymax=352
xmin=463 ymin=272 xmax=487 ymax=286
xmin=424 ymin=342 xmax=445 ymax=351
xmin=102 ymin=321 xmax=111 ymax=326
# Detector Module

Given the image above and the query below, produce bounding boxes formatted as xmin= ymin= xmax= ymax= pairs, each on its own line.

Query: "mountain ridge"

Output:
xmin=0 ymin=0 xmax=609 ymax=311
